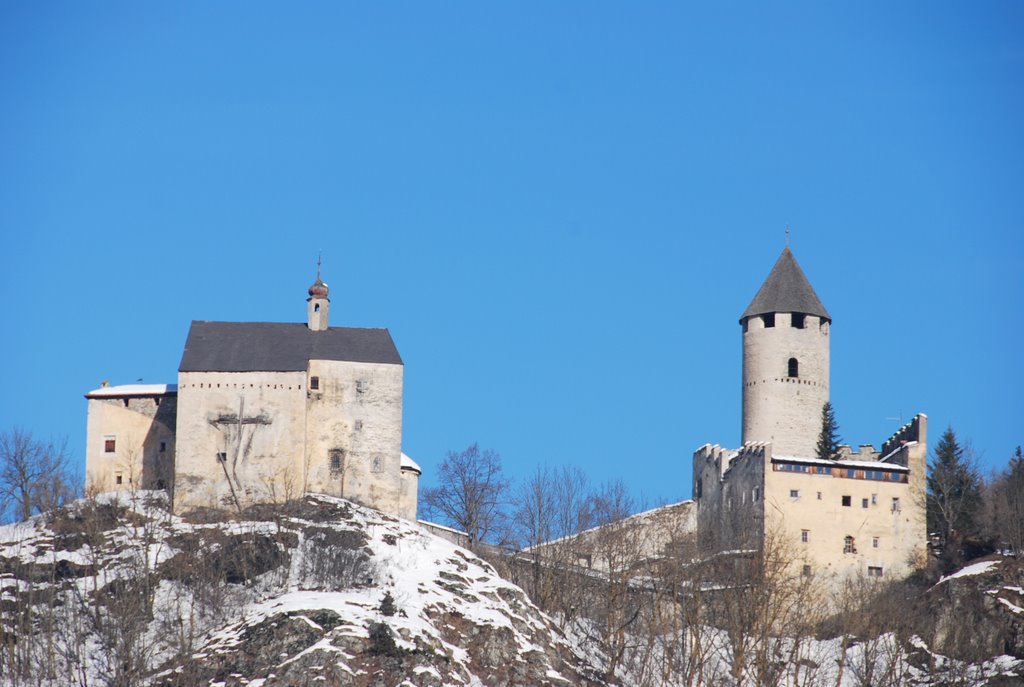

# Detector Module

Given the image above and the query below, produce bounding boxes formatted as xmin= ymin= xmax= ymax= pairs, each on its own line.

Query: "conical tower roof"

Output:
xmin=740 ymin=247 xmax=830 ymax=323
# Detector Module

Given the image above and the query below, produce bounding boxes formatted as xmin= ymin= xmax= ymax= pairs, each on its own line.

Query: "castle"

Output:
xmin=84 ymin=268 xmax=421 ymax=520
xmin=538 ymin=247 xmax=927 ymax=584
xmin=692 ymin=246 xmax=927 ymax=580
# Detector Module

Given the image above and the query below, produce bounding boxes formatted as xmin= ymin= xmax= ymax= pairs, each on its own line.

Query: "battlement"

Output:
xmin=881 ymin=414 xmax=928 ymax=460
xmin=835 ymin=444 xmax=881 ymax=462
xmin=694 ymin=443 xmax=733 ymax=477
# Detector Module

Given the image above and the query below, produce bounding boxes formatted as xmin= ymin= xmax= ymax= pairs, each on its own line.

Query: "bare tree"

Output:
xmin=984 ymin=446 xmax=1024 ymax=557
xmin=421 ymin=443 xmax=510 ymax=546
xmin=0 ymin=428 xmax=77 ymax=522
xmin=512 ymin=465 xmax=592 ymax=624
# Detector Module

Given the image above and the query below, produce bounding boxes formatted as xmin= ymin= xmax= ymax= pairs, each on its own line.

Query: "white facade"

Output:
xmin=84 ymin=384 xmax=177 ymax=494
xmin=84 ymin=272 xmax=419 ymax=520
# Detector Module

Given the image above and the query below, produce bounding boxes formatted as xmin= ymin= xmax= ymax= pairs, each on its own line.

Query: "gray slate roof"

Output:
xmin=179 ymin=321 xmax=402 ymax=372
xmin=740 ymin=247 xmax=831 ymax=322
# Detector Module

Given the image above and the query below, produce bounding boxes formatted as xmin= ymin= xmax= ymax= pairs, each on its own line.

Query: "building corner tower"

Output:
xmin=740 ymin=247 xmax=831 ymax=456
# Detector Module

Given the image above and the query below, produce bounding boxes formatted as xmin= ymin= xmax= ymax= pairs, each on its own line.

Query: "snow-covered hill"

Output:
xmin=2 ymin=492 xmax=1022 ymax=686
xmin=0 ymin=492 xmax=609 ymax=686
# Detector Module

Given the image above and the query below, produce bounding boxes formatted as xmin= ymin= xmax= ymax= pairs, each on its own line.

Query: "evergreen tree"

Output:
xmin=926 ymin=426 xmax=982 ymax=552
xmin=815 ymin=402 xmax=841 ymax=460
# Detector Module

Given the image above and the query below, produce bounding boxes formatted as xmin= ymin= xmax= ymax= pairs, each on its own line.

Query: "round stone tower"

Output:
xmin=740 ymin=247 xmax=830 ymax=456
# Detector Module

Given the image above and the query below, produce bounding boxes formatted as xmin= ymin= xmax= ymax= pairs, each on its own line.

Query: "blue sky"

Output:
xmin=1 ymin=3 xmax=1021 ymax=508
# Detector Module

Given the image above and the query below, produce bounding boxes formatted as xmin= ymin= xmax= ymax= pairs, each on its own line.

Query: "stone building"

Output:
xmin=693 ymin=247 xmax=927 ymax=581
xmin=85 ymin=270 xmax=420 ymax=521
xmin=84 ymin=383 xmax=178 ymax=493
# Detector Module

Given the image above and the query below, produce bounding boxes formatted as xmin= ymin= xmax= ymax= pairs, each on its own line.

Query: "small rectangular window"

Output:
xmin=696 ymin=478 xmax=703 ymax=498
xmin=816 ymin=491 xmax=822 ymax=500
xmin=115 ymin=473 xmax=123 ymax=485
xmin=789 ymin=489 xmax=800 ymax=499
xmin=868 ymin=566 xmax=884 ymax=578
xmin=752 ymin=486 xmax=760 ymax=502
xmin=801 ymin=530 xmax=809 ymax=543
xmin=356 ymin=380 xmax=367 ymax=394
xmin=873 ymin=537 xmax=880 ymax=548
xmin=791 ymin=313 xmax=806 ymax=329
xmin=354 ymin=419 xmax=363 ymax=431
xmin=871 ymin=493 xmax=877 ymax=505
xmin=842 ymin=495 xmax=851 ymax=507
xmin=802 ymin=564 xmax=812 ymax=577
xmin=862 ymin=498 xmax=869 ymax=509
xmin=892 ymin=497 xmax=901 ymax=512
xmin=310 ymin=376 xmax=319 ymax=390
xmin=159 ymin=442 xmax=166 ymax=453
xmin=104 ymin=436 xmax=116 ymax=453
xmin=216 ymin=452 xmax=227 ymax=463
xmin=123 ymin=398 xmax=130 ymax=407
xmin=762 ymin=313 xmax=775 ymax=328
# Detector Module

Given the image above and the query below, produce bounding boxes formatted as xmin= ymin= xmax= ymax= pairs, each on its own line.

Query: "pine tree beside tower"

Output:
xmin=815 ymin=402 xmax=842 ymax=460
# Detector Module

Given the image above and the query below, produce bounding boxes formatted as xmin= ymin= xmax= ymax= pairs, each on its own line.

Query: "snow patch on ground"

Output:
xmin=935 ymin=559 xmax=999 ymax=585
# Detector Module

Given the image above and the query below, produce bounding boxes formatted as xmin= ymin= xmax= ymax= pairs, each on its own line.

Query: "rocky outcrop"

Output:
xmin=0 ymin=492 xmax=609 ymax=687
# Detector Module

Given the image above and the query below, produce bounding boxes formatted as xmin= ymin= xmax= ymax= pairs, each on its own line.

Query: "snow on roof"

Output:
xmin=400 ymin=452 xmax=421 ymax=474
xmin=526 ymin=499 xmax=694 ymax=550
xmin=771 ymin=454 xmax=910 ymax=472
xmin=85 ymin=383 xmax=178 ymax=398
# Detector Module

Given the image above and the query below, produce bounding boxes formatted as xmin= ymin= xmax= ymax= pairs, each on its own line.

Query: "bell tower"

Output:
xmin=307 ymin=258 xmax=330 ymax=331
xmin=740 ymin=247 xmax=830 ymax=456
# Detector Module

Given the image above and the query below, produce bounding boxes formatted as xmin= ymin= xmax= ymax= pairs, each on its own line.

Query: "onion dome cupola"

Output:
xmin=306 ymin=258 xmax=330 ymax=331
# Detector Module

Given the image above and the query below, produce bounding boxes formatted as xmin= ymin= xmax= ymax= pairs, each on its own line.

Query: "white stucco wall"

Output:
xmin=304 ymin=359 xmax=404 ymax=515
xmin=174 ymin=370 xmax=307 ymax=512
xmin=85 ymin=394 xmax=176 ymax=494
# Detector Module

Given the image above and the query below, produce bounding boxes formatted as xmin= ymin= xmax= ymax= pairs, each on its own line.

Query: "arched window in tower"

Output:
xmin=314 ymin=303 xmax=320 ymax=313
xmin=788 ymin=357 xmax=799 ymax=378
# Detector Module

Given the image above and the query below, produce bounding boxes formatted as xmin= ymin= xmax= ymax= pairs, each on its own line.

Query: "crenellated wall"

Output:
xmin=694 ymin=443 xmax=767 ymax=553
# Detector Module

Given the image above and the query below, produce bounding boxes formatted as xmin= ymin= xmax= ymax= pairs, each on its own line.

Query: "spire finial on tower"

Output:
xmin=785 ymin=224 xmax=790 ymax=247
xmin=316 ymin=252 xmax=322 ymax=281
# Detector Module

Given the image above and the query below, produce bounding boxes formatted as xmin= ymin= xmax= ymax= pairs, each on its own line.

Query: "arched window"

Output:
xmin=788 ymin=357 xmax=799 ymax=378
xmin=314 ymin=303 xmax=320 ymax=313
xmin=843 ymin=535 xmax=856 ymax=554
